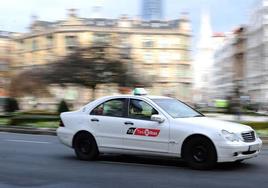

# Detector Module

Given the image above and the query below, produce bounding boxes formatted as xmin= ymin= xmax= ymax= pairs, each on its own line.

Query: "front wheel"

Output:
xmin=73 ymin=132 xmax=99 ymax=161
xmin=183 ymin=137 xmax=217 ymax=170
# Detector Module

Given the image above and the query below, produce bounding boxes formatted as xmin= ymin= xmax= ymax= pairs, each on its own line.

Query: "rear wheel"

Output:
xmin=73 ymin=132 xmax=99 ymax=161
xmin=183 ymin=136 xmax=217 ymax=170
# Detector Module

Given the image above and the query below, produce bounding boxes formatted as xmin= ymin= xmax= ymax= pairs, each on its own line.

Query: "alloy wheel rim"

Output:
xmin=192 ymin=145 xmax=208 ymax=163
xmin=79 ymin=139 xmax=91 ymax=154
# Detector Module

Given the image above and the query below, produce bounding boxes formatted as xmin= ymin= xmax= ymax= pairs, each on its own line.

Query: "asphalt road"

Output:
xmin=0 ymin=132 xmax=267 ymax=188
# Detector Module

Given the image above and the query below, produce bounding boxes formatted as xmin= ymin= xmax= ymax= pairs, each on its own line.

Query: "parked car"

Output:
xmin=57 ymin=90 xmax=262 ymax=170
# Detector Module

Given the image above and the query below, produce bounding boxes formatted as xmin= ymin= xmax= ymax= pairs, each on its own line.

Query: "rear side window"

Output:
xmin=90 ymin=99 xmax=125 ymax=117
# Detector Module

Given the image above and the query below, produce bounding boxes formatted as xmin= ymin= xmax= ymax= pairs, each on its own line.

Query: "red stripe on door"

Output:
xmin=134 ymin=128 xmax=160 ymax=137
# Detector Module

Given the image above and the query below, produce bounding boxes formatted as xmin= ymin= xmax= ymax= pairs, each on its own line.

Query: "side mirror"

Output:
xmin=151 ymin=114 xmax=165 ymax=123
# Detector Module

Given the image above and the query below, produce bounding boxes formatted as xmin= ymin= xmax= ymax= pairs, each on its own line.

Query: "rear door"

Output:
xmin=89 ymin=98 xmax=127 ymax=149
xmin=122 ymin=98 xmax=169 ymax=153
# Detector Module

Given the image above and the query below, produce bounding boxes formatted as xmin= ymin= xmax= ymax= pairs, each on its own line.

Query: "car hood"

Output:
xmin=174 ymin=117 xmax=253 ymax=133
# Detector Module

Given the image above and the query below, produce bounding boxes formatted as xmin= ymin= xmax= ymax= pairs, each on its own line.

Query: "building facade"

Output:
xmin=142 ymin=0 xmax=163 ymax=20
xmin=212 ymin=27 xmax=246 ymax=100
xmin=246 ymin=0 xmax=268 ymax=105
xmin=0 ymin=31 xmax=19 ymax=96
xmin=12 ymin=9 xmax=192 ymax=106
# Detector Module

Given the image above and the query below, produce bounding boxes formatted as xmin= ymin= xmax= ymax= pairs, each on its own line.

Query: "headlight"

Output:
xmin=221 ymin=130 xmax=240 ymax=142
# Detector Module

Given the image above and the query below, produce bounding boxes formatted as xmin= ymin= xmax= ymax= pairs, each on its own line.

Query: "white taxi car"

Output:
xmin=57 ymin=91 xmax=262 ymax=170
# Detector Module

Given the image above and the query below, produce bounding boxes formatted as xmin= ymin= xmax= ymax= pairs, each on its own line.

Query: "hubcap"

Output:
xmin=79 ymin=139 xmax=91 ymax=154
xmin=192 ymin=145 xmax=208 ymax=163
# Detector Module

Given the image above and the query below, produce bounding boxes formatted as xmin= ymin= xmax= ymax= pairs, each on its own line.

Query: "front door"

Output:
xmin=123 ymin=98 xmax=169 ymax=153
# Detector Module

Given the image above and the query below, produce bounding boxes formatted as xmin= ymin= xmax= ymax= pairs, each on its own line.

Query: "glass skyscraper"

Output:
xmin=142 ymin=0 xmax=163 ymax=20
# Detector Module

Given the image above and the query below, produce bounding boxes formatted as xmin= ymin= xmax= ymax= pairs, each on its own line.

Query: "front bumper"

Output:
xmin=216 ymin=138 xmax=262 ymax=162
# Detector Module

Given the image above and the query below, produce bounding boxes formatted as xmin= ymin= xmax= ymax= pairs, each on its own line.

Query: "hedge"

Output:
xmin=241 ymin=122 xmax=268 ymax=130
xmin=9 ymin=115 xmax=60 ymax=126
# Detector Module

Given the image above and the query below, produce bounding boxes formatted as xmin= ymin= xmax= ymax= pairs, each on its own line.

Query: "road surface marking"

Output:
xmin=4 ymin=139 xmax=50 ymax=144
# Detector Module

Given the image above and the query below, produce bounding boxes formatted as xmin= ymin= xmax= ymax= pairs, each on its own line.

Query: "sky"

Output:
xmin=0 ymin=0 xmax=256 ymax=40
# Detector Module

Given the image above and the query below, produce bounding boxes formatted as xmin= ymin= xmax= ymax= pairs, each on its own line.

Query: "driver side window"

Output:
xmin=128 ymin=99 xmax=158 ymax=120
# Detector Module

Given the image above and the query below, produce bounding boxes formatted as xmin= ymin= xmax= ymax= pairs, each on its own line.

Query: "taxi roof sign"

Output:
xmin=133 ymin=88 xmax=147 ymax=96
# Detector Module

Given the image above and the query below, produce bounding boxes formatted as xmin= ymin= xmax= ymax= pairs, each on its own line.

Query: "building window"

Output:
xmin=0 ymin=62 xmax=8 ymax=71
xmin=96 ymin=21 xmax=106 ymax=26
xmin=92 ymin=33 xmax=110 ymax=46
xmin=32 ymin=39 xmax=38 ymax=51
xmin=118 ymin=34 xmax=129 ymax=47
xmin=143 ymin=39 xmax=154 ymax=48
xmin=19 ymin=40 xmax=24 ymax=51
xmin=120 ymin=45 xmax=132 ymax=59
xmin=177 ymin=65 xmax=191 ymax=78
xmin=47 ymin=35 xmax=53 ymax=48
xmin=45 ymin=51 xmax=54 ymax=63
xmin=65 ymin=36 xmax=78 ymax=48
xmin=144 ymin=52 xmax=153 ymax=63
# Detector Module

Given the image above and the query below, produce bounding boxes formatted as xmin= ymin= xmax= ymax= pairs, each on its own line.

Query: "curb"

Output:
xmin=0 ymin=125 xmax=267 ymax=144
xmin=0 ymin=125 xmax=56 ymax=136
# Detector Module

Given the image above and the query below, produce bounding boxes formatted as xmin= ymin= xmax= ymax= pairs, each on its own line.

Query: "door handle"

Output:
xmin=124 ymin=121 xmax=134 ymax=125
xmin=91 ymin=118 xmax=99 ymax=122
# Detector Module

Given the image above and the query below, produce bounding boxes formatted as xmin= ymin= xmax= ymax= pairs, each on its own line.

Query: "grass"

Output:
xmin=240 ymin=122 xmax=268 ymax=130
xmin=0 ymin=113 xmax=59 ymax=129
xmin=256 ymin=129 xmax=268 ymax=137
xmin=9 ymin=115 xmax=59 ymax=125
xmin=19 ymin=121 xmax=59 ymax=129
xmin=0 ymin=118 xmax=9 ymax=125
xmin=0 ymin=117 xmax=59 ymax=128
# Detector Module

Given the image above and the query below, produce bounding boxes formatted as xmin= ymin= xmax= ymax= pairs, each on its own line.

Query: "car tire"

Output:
xmin=183 ymin=136 xmax=217 ymax=170
xmin=73 ymin=132 xmax=99 ymax=161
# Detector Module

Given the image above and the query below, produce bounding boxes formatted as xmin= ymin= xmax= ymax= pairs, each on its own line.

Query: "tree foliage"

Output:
xmin=9 ymin=69 xmax=51 ymax=98
xmin=9 ymin=45 xmax=152 ymax=99
xmin=57 ymin=100 xmax=69 ymax=114
xmin=4 ymin=98 xmax=19 ymax=113
xmin=41 ymin=46 xmax=152 ymax=97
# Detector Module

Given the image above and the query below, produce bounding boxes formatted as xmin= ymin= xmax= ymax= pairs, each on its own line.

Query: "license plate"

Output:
xmin=249 ymin=144 xmax=259 ymax=151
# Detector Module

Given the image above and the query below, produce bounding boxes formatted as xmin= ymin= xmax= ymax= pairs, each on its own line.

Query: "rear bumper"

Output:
xmin=56 ymin=127 xmax=74 ymax=148
xmin=217 ymin=138 xmax=262 ymax=162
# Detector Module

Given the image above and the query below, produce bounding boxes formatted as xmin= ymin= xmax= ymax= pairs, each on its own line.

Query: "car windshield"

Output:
xmin=152 ymin=98 xmax=203 ymax=118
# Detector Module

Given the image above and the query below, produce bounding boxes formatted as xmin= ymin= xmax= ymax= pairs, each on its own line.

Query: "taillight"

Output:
xmin=59 ymin=119 xmax=65 ymax=127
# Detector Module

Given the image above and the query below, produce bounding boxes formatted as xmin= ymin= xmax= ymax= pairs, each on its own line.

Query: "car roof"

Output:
xmin=98 ymin=94 xmax=173 ymax=100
